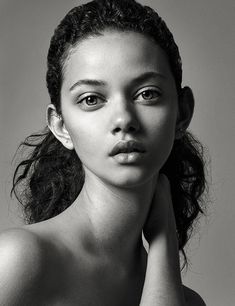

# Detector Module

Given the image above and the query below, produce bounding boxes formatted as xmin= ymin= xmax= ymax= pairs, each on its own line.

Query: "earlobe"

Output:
xmin=175 ymin=86 xmax=194 ymax=139
xmin=46 ymin=104 xmax=74 ymax=150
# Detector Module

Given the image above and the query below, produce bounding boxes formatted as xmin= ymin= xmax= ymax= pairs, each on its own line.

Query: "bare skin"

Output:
xmin=0 ymin=32 xmax=205 ymax=305
xmin=0 ymin=176 xmax=205 ymax=305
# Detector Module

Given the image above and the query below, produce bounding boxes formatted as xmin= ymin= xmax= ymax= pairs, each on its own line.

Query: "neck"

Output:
xmin=67 ymin=170 xmax=158 ymax=267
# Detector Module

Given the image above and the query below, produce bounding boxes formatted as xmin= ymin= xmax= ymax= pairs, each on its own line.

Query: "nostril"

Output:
xmin=111 ymin=115 xmax=140 ymax=134
xmin=112 ymin=125 xmax=136 ymax=135
xmin=113 ymin=127 xmax=122 ymax=134
xmin=129 ymin=126 xmax=136 ymax=132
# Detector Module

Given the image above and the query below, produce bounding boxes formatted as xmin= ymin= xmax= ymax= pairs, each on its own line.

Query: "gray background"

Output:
xmin=0 ymin=0 xmax=235 ymax=305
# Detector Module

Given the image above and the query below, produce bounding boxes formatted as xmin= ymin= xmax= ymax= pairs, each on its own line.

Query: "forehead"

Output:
xmin=62 ymin=31 xmax=173 ymax=87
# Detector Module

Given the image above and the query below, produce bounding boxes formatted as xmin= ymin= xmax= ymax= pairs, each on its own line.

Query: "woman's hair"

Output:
xmin=11 ymin=0 xmax=207 ymax=268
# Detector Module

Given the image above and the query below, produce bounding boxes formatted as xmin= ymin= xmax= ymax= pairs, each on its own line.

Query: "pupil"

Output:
xmin=87 ymin=96 xmax=96 ymax=104
xmin=143 ymin=91 xmax=152 ymax=99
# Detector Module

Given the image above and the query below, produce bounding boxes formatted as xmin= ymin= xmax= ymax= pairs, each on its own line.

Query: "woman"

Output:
xmin=0 ymin=0 xmax=207 ymax=305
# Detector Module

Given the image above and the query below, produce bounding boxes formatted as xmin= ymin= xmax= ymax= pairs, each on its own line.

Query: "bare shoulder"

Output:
xmin=0 ymin=227 xmax=49 ymax=305
xmin=0 ymin=227 xmax=46 ymax=275
xmin=183 ymin=285 xmax=207 ymax=306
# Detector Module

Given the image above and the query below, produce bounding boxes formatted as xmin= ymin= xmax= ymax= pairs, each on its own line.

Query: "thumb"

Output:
xmin=143 ymin=174 xmax=175 ymax=243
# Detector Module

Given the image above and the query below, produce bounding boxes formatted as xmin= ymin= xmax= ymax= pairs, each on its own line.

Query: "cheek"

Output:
xmin=65 ymin=116 xmax=103 ymax=162
xmin=70 ymin=127 xmax=96 ymax=156
xmin=147 ymin=103 xmax=177 ymax=137
xmin=146 ymin=108 xmax=177 ymax=165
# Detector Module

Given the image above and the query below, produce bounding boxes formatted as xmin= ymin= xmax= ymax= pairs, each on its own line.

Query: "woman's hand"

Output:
xmin=143 ymin=173 xmax=177 ymax=245
xmin=140 ymin=174 xmax=186 ymax=306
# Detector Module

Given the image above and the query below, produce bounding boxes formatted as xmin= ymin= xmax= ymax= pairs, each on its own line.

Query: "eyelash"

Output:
xmin=76 ymin=95 xmax=105 ymax=107
xmin=135 ymin=88 xmax=161 ymax=102
xmin=76 ymin=88 xmax=161 ymax=108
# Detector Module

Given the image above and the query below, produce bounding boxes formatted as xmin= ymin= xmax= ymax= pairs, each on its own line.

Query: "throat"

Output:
xmin=80 ymin=195 xmax=149 ymax=265
xmin=85 ymin=241 xmax=147 ymax=306
xmin=66 ymin=170 xmax=154 ymax=268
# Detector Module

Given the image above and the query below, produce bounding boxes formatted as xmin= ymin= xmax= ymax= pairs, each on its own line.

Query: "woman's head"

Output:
xmin=48 ymin=30 xmax=180 ymax=188
xmin=46 ymin=0 xmax=183 ymax=115
xmin=46 ymin=0 xmax=194 ymax=187
xmin=12 ymin=0 xmax=206 ymax=268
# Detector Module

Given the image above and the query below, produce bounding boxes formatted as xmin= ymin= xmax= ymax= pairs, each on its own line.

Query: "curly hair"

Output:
xmin=11 ymin=0 xmax=207 ymax=268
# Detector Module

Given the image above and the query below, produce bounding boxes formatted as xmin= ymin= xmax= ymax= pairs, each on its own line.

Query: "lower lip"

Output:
xmin=111 ymin=152 xmax=145 ymax=164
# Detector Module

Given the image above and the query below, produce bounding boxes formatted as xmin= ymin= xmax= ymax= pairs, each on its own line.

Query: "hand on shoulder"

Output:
xmin=0 ymin=228 xmax=46 ymax=305
xmin=183 ymin=285 xmax=207 ymax=306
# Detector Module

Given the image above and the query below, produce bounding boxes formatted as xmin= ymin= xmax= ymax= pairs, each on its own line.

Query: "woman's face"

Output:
xmin=60 ymin=31 xmax=179 ymax=187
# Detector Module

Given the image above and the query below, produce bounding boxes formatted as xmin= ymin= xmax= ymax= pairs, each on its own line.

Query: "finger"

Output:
xmin=158 ymin=174 xmax=177 ymax=232
xmin=154 ymin=173 xmax=172 ymax=206
xmin=158 ymin=173 xmax=170 ymax=190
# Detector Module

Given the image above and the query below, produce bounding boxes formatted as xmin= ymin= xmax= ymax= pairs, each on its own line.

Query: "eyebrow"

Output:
xmin=69 ymin=71 xmax=166 ymax=91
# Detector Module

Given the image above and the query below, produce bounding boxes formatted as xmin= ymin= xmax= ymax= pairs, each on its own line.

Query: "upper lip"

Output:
xmin=109 ymin=140 xmax=146 ymax=156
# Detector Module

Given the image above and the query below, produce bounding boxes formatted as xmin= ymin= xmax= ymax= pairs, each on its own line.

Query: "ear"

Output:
xmin=175 ymin=86 xmax=195 ymax=139
xmin=46 ymin=104 xmax=74 ymax=150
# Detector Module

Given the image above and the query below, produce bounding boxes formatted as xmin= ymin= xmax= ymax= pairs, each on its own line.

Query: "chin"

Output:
xmin=102 ymin=167 xmax=157 ymax=189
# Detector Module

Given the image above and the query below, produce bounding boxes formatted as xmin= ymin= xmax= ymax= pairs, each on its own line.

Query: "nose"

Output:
xmin=110 ymin=98 xmax=140 ymax=135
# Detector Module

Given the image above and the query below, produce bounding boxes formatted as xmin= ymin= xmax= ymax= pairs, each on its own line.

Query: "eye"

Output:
xmin=76 ymin=94 xmax=106 ymax=109
xmin=82 ymin=95 xmax=99 ymax=106
xmin=135 ymin=88 xmax=161 ymax=102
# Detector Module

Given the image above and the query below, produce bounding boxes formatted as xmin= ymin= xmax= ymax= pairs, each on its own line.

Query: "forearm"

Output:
xmin=139 ymin=234 xmax=186 ymax=306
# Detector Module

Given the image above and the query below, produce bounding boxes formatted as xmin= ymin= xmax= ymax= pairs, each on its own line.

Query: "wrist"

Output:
xmin=148 ymin=230 xmax=181 ymax=275
xmin=148 ymin=225 xmax=179 ymax=251
xmin=141 ymin=230 xmax=186 ymax=306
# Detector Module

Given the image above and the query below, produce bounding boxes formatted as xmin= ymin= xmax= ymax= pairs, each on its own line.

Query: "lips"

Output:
xmin=109 ymin=140 xmax=146 ymax=156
